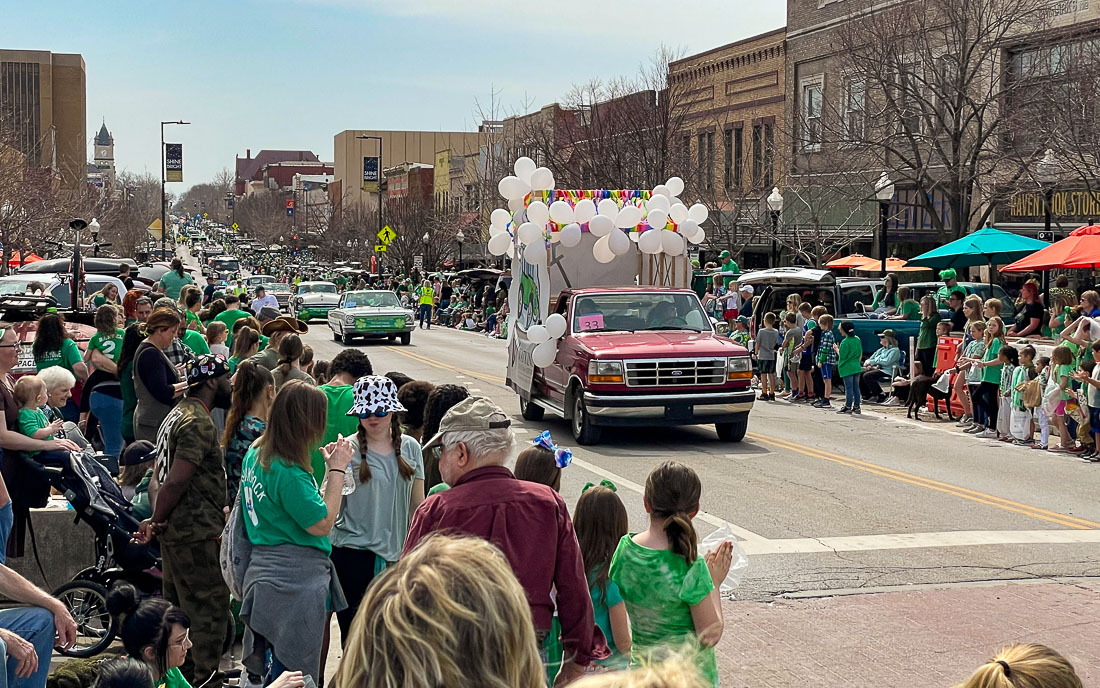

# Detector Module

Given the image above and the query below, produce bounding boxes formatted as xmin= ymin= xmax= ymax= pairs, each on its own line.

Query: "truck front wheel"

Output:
xmin=571 ymin=392 xmax=602 ymax=445
xmin=520 ymin=397 xmax=544 ymax=421
xmin=716 ymin=414 xmax=749 ymax=442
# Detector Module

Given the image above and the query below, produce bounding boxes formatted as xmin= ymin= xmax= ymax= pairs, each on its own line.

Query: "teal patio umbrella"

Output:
xmin=907 ymin=225 xmax=1050 ymax=272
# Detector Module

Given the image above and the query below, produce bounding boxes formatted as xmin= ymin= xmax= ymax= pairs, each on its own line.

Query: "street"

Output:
xmin=300 ymin=323 xmax=1100 ymax=686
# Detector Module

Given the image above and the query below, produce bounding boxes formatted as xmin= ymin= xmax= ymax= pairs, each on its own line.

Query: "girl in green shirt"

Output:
xmin=106 ymin=582 xmax=195 ymax=688
xmin=609 ymin=462 xmax=732 ymax=687
xmin=1050 ymin=345 xmax=1078 ymax=452
xmin=968 ymin=316 xmax=1006 ymax=439
xmin=33 ymin=313 xmax=88 ymax=422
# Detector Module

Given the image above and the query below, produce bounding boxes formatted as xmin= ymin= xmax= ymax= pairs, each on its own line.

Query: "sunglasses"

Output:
xmin=356 ymin=409 xmax=390 ymax=418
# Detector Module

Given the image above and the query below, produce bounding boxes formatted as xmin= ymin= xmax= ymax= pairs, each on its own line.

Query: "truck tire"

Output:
xmin=571 ymin=391 xmax=602 ymax=445
xmin=520 ymin=397 xmax=544 ymax=421
xmin=715 ymin=414 xmax=749 ymax=442
xmin=399 ymin=333 xmax=411 ymax=346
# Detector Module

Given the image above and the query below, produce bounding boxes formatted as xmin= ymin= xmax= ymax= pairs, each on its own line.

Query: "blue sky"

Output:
xmin=15 ymin=0 xmax=784 ymax=189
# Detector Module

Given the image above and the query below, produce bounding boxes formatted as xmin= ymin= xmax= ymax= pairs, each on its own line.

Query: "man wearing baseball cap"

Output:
xmin=936 ymin=268 xmax=966 ymax=306
xmin=252 ymin=285 xmax=279 ymax=313
xmin=405 ymin=397 xmax=599 ymax=683
xmin=134 ymin=354 xmax=232 ymax=686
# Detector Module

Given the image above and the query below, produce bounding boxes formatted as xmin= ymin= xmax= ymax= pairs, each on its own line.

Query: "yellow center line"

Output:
xmin=748 ymin=433 xmax=1099 ymax=530
xmin=389 ymin=346 xmax=507 ymax=385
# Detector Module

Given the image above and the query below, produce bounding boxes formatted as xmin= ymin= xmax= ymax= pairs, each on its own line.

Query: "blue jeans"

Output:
xmin=88 ymin=392 xmax=124 ymax=458
xmin=264 ymin=649 xmax=289 ymax=688
xmin=0 ymin=606 xmax=55 ymax=688
xmin=418 ymin=304 xmax=432 ymax=328
xmin=0 ymin=503 xmax=12 ymax=566
xmin=843 ymin=374 xmax=860 ymax=409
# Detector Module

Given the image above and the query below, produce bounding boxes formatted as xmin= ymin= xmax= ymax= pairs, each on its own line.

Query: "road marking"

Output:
xmin=388 ymin=347 xmax=507 ymax=385
xmin=741 ymin=529 xmax=1100 ymax=556
xmin=748 ymin=433 xmax=1100 ymax=530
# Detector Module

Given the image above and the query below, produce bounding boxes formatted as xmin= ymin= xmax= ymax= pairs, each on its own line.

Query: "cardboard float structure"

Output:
xmin=490 ymin=157 xmax=709 ymax=370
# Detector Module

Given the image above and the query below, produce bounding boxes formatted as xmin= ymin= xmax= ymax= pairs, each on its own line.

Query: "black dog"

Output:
xmin=906 ymin=370 xmax=955 ymax=422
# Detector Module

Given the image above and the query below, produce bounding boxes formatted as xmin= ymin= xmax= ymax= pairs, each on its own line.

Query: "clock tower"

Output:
xmin=92 ymin=121 xmax=115 ymax=187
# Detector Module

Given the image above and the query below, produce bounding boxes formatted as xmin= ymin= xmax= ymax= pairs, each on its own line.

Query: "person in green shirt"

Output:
xmin=308 ymin=349 xmax=372 ymax=482
xmin=914 ymin=295 xmax=942 ymax=380
xmin=935 ymin=268 xmax=967 ymax=306
xmin=13 ymin=376 xmax=61 ymax=457
xmin=104 ymin=583 xmax=195 ymax=688
xmin=887 ymin=285 xmax=921 ymax=321
xmin=90 ymin=283 xmax=121 ymax=309
xmin=32 ymin=313 xmax=88 ymax=423
xmin=718 ymin=250 xmax=739 ymax=288
xmin=836 ymin=320 xmax=864 ymax=414
xmin=159 ymin=259 xmax=196 ymax=300
xmin=214 ymin=295 xmax=250 ymax=348
xmin=969 ymin=316 xmax=1006 ymax=439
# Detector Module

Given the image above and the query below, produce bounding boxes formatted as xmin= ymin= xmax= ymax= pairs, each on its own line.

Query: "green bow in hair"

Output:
xmin=582 ymin=478 xmax=617 ymax=494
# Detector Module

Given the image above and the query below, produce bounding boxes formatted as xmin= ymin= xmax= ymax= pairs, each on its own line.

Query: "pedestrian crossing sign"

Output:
xmin=232 ymin=223 xmax=238 ymax=230
xmin=377 ymin=225 xmax=396 ymax=245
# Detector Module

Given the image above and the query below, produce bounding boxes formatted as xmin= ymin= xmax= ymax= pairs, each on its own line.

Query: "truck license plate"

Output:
xmin=665 ymin=404 xmax=693 ymax=421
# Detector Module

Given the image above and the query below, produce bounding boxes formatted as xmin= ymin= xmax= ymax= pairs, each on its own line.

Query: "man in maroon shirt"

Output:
xmin=405 ymin=396 xmax=596 ymax=685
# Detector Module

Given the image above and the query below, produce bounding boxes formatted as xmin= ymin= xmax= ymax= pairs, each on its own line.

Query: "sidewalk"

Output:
xmin=715 ymin=579 xmax=1100 ymax=686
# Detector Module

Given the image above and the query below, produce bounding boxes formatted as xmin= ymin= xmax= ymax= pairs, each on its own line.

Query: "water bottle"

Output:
xmin=341 ymin=465 xmax=357 ymax=496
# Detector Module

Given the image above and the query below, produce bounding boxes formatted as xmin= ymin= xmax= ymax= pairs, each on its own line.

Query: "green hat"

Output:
xmin=939 ymin=268 xmax=957 ymax=281
xmin=691 ymin=259 xmax=700 ymax=268
xmin=736 ymin=315 xmax=750 ymax=325
xmin=719 ymin=250 xmax=731 ymax=260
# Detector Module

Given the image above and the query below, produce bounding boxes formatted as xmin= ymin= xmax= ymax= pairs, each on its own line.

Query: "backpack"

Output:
xmin=219 ymin=493 xmax=252 ymax=600
xmin=1019 ymin=378 xmax=1042 ymax=409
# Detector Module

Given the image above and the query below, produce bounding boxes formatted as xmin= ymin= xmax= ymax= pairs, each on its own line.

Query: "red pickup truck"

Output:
xmin=514 ymin=286 xmax=754 ymax=444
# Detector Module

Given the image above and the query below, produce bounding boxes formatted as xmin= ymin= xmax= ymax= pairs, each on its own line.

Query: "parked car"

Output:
xmin=327 ymin=290 xmax=414 ymax=345
xmin=245 ymin=275 xmax=274 ymax=288
xmin=293 ymin=281 xmax=341 ymax=321
xmin=903 ymin=281 xmax=1016 ymax=319
xmin=0 ymin=274 xmax=129 ymax=312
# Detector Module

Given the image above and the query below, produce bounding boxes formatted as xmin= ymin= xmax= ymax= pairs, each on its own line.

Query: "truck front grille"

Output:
xmin=624 ymin=358 xmax=726 ymax=387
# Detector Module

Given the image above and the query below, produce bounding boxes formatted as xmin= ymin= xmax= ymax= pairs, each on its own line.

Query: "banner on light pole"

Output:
xmin=362 ymin=156 xmax=379 ymax=193
xmin=165 ymin=143 xmax=183 ymax=182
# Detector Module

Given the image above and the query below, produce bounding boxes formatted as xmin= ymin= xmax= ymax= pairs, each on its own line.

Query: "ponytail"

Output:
xmin=276 ymin=334 xmax=303 ymax=378
xmin=357 ymin=414 xmax=415 ymax=485
xmin=662 ymin=512 xmax=698 ymax=564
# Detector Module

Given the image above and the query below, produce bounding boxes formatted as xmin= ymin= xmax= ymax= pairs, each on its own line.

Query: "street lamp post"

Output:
xmin=1036 ymin=149 xmax=1061 ymax=295
xmin=356 ymin=135 xmax=384 ymax=276
xmin=766 ymin=187 xmax=783 ymax=267
xmin=456 ymin=229 xmax=465 ymax=271
xmin=161 ymin=120 xmax=189 ymax=261
xmin=874 ymin=173 xmax=895 ymax=273
xmin=422 ymin=232 xmax=430 ymax=272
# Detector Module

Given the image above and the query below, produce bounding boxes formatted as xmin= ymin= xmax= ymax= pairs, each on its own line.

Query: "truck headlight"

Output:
xmin=345 ymin=315 xmax=355 ymax=325
xmin=727 ymin=357 xmax=752 ymax=380
xmin=587 ymin=359 xmax=623 ymax=383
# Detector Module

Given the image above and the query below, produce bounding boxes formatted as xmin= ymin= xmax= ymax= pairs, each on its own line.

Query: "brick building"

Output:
xmin=669 ymin=27 xmax=787 ymax=267
xmin=234 ymin=149 xmax=320 ymax=196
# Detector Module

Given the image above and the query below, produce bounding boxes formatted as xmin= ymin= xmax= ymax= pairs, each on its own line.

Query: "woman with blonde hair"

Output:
xmin=331 ymin=533 xmax=544 ymax=688
xmin=953 ymin=643 xmax=1082 ymax=688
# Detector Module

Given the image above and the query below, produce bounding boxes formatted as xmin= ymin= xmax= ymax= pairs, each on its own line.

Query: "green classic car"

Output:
xmin=292 ymin=281 xmax=340 ymax=321
xmin=327 ymin=290 xmax=415 ymax=345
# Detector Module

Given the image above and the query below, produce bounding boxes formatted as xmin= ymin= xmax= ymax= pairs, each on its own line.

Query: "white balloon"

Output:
xmin=589 ymin=214 xmax=614 ymax=237
xmin=517 ymin=222 xmax=542 ymax=244
xmin=669 ymin=196 xmax=682 ymax=207
xmin=573 ymin=199 xmax=596 ymax=223
xmin=638 ymin=229 xmax=663 ymax=254
xmin=666 ymin=176 xmax=685 ymax=196
xmin=679 ymin=218 xmax=700 ymax=237
xmin=498 ymin=175 xmax=530 ymax=200
xmin=506 ymin=242 xmax=515 ymax=259
xmin=532 ymin=340 xmax=558 ymax=368
xmin=597 ymin=198 xmax=619 ymax=219
xmin=491 ymin=208 xmax=511 ymax=229
xmin=549 ymin=200 xmax=575 ymax=225
xmin=530 ymin=167 xmax=555 ymax=191
xmin=652 ymin=184 xmax=671 ymax=198
xmin=524 ymin=240 xmax=547 ymax=264
xmin=487 ymin=232 xmax=512 ymax=256
xmin=661 ymin=230 xmax=685 ymax=256
xmin=616 ymin=205 xmax=643 ymax=229
xmin=526 ymin=200 xmax=549 ymax=226
xmin=687 ymin=203 xmax=709 ymax=224
xmin=629 ymin=230 xmax=640 ymax=242
xmin=544 ymin=313 xmax=567 ymax=339
xmin=687 ymin=228 xmax=706 ymax=245
xmin=559 ymin=223 xmax=582 ymax=247
xmin=646 ymin=194 xmax=670 ymax=212
xmin=669 ymin=203 xmax=689 ymax=224
xmin=646 ymin=208 xmax=669 ymax=230
xmin=489 ymin=224 xmax=506 ymax=237
xmin=514 ymin=157 xmax=536 ymax=182
xmin=527 ymin=324 xmax=551 ymax=344
xmin=608 ymin=228 xmax=631 ymax=255
xmin=593 ymin=234 xmax=616 ymax=263
xmin=508 ymin=197 xmax=525 ymax=212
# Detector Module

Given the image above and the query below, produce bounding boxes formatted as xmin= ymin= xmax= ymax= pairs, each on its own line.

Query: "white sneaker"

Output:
xmin=977 ymin=429 xmax=998 ymax=439
xmin=882 ymin=397 xmax=901 ymax=407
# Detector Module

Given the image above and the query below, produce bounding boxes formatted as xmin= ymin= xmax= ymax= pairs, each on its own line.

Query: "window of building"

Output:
xmin=844 ymin=77 xmax=866 ymax=141
xmin=734 ymin=127 xmax=744 ymax=188
xmin=705 ymin=131 xmax=714 ymax=190
xmin=763 ymin=123 xmax=774 ymax=189
xmin=723 ymin=129 xmax=733 ymax=189
xmin=682 ymin=135 xmax=691 ymax=184
xmin=894 ymin=62 xmax=921 ymax=133
xmin=697 ymin=133 xmax=705 ymax=188
xmin=752 ymin=125 xmax=763 ymax=187
xmin=801 ymin=77 xmax=824 ymax=151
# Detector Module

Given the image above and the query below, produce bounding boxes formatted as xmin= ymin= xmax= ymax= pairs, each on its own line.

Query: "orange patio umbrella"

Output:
xmin=825 ymin=253 xmax=871 ymax=268
xmin=7 ymin=252 xmax=42 ymax=268
xmin=851 ymin=256 xmax=930 ymax=272
xmin=1001 ymin=224 xmax=1100 ymax=271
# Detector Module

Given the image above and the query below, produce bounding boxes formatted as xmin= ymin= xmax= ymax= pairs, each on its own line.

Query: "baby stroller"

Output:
xmin=29 ymin=449 xmax=161 ymax=657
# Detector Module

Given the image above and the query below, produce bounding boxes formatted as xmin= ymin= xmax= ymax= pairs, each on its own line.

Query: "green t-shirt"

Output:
xmin=427 ymin=482 xmax=450 ymax=496
xmin=981 ymin=337 xmax=1004 ymax=384
xmin=609 ymin=535 xmax=717 ymax=686
xmin=186 ymin=310 xmax=201 ymax=328
xmin=156 ymin=666 xmax=190 ymax=688
xmin=308 ymin=384 xmax=358 ymax=483
xmin=1056 ymin=363 xmax=1076 ymax=400
xmin=837 ymin=335 xmax=863 ymax=378
xmin=898 ymin=299 xmax=921 ymax=321
xmin=88 ymin=328 xmax=125 ymax=363
xmin=181 ymin=329 xmax=210 ymax=356
xmin=215 ymin=309 xmax=250 ymax=347
xmin=159 ymin=270 xmax=195 ymax=300
xmin=240 ymin=446 xmax=331 ymax=554
xmin=18 ymin=407 xmax=50 ymax=454
xmin=916 ymin=312 xmax=941 ymax=350
xmin=35 ymin=338 xmax=82 ymax=372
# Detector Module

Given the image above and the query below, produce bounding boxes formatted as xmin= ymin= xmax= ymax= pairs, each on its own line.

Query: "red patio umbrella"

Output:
xmin=1001 ymin=224 xmax=1100 ymax=272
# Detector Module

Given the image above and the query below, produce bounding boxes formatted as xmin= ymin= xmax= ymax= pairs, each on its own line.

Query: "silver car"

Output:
xmin=292 ymin=281 xmax=340 ymax=322
xmin=328 ymin=290 xmax=414 ymax=345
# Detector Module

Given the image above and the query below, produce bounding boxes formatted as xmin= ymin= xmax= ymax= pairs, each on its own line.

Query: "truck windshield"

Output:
xmin=573 ymin=293 xmax=711 ymax=333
